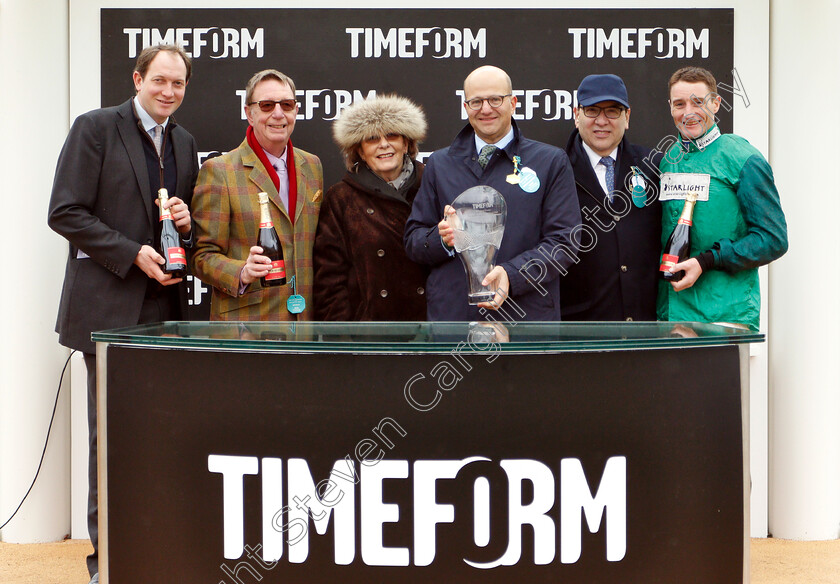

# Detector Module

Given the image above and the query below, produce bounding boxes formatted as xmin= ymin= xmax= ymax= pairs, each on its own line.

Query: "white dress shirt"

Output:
xmin=580 ymin=141 xmax=617 ymax=196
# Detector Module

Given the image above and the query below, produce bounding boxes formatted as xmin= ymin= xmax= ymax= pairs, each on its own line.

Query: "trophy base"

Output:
xmin=468 ymin=292 xmax=495 ymax=305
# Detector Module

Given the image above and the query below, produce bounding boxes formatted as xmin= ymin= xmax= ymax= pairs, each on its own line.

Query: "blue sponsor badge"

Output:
xmin=287 ymin=295 xmax=305 ymax=314
xmin=518 ymin=167 xmax=540 ymax=193
xmin=286 ymin=275 xmax=306 ymax=314
xmin=631 ymin=167 xmax=647 ymax=208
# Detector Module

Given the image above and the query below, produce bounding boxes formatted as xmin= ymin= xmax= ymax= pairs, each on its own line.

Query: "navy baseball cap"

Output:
xmin=576 ymin=74 xmax=630 ymax=108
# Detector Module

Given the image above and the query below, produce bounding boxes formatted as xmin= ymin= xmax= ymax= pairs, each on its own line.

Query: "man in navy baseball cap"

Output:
xmin=576 ymin=73 xmax=631 ymax=109
xmin=560 ymin=73 xmax=662 ymax=321
xmin=574 ymin=74 xmax=631 ymax=156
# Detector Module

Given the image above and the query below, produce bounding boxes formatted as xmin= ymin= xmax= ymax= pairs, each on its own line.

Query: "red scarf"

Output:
xmin=246 ymin=126 xmax=298 ymax=225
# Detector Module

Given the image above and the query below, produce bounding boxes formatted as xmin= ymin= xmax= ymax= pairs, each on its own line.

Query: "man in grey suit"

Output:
xmin=47 ymin=44 xmax=199 ymax=584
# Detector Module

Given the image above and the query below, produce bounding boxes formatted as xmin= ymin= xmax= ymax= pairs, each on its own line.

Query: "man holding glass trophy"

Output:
xmin=405 ymin=65 xmax=581 ymax=321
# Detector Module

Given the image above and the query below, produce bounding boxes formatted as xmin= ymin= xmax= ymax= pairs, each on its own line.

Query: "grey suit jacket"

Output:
xmin=48 ymin=98 xmax=199 ymax=353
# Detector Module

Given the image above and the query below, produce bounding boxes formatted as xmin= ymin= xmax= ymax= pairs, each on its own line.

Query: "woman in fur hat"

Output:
xmin=313 ymin=94 xmax=429 ymax=320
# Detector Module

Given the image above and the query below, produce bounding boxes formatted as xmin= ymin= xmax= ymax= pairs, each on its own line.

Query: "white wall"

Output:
xmin=0 ymin=0 xmax=72 ymax=542
xmin=768 ymin=0 xmax=840 ymax=540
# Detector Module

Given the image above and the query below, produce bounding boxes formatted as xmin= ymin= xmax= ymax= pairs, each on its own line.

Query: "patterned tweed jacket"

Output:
xmin=191 ymin=138 xmax=323 ymax=320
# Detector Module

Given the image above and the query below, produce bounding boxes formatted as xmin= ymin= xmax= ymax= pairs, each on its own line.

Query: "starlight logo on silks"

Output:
xmin=208 ymin=454 xmax=627 ymax=567
xmin=659 ymin=173 xmax=711 ymax=201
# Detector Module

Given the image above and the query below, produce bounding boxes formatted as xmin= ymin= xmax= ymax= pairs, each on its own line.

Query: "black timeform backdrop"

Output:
xmin=99 ymin=8 xmax=734 ymax=316
xmin=101 ymin=8 xmax=734 ymax=185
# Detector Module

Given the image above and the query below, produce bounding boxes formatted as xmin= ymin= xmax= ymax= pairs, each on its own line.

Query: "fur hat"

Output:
xmin=333 ymin=95 xmax=427 ymax=168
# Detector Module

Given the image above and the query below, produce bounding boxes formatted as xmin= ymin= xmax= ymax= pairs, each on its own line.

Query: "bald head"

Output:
xmin=462 ymin=65 xmax=517 ymax=144
xmin=464 ymin=65 xmax=512 ymax=95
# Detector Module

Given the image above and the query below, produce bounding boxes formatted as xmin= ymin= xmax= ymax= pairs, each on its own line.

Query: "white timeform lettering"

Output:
xmin=207 ymin=454 xmax=627 ymax=567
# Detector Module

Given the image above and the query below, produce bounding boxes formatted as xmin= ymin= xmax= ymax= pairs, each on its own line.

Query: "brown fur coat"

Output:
xmin=313 ymin=161 xmax=428 ymax=320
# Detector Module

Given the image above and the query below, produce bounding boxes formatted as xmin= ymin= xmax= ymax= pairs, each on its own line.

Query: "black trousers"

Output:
xmin=82 ymin=291 xmax=174 ymax=577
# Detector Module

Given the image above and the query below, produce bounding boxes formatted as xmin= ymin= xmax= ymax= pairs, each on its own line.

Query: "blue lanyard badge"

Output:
xmin=287 ymin=275 xmax=306 ymax=314
xmin=631 ymin=167 xmax=647 ymax=208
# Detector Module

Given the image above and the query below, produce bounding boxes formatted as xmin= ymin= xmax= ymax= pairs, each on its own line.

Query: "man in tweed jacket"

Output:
xmin=192 ymin=70 xmax=323 ymax=320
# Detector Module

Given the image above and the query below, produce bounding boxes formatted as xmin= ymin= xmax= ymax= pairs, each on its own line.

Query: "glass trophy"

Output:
xmin=450 ymin=186 xmax=507 ymax=305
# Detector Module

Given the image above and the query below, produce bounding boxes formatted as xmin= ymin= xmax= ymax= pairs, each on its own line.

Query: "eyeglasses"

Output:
xmin=464 ymin=94 xmax=512 ymax=110
xmin=249 ymin=99 xmax=298 ymax=113
xmin=581 ymin=105 xmax=626 ymax=119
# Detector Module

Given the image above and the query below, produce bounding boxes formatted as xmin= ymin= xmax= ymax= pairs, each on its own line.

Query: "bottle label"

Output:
xmin=160 ymin=209 xmax=173 ymax=221
xmin=260 ymin=221 xmax=274 ymax=229
xmin=167 ymin=247 xmax=187 ymax=266
xmin=659 ymin=254 xmax=679 ymax=272
xmin=677 ymin=218 xmax=693 ymax=226
xmin=265 ymin=259 xmax=286 ymax=281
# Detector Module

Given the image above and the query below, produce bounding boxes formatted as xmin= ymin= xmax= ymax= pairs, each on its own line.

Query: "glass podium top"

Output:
xmin=92 ymin=321 xmax=763 ymax=354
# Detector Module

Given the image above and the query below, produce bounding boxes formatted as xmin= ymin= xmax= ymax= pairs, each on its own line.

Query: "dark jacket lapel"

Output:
xmin=567 ymin=130 xmax=611 ymax=207
xmin=171 ymin=123 xmax=191 ymax=199
xmin=115 ymin=99 xmax=154 ymax=228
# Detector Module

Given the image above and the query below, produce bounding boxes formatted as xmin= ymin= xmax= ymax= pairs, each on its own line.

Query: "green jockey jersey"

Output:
xmin=657 ymin=125 xmax=788 ymax=331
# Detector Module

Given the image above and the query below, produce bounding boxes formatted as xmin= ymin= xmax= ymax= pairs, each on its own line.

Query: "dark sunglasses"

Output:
xmin=249 ymin=99 xmax=298 ymax=113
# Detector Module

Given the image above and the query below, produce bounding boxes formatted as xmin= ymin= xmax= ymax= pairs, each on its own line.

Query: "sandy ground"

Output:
xmin=750 ymin=538 xmax=840 ymax=584
xmin=0 ymin=538 xmax=838 ymax=583
xmin=0 ymin=540 xmax=90 ymax=584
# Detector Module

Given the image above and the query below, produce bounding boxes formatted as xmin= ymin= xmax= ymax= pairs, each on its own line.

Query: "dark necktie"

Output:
xmin=600 ymin=156 xmax=615 ymax=200
xmin=478 ymin=144 xmax=497 ymax=169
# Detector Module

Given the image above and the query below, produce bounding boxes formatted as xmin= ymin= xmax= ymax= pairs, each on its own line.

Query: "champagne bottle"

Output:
xmin=157 ymin=188 xmax=186 ymax=278
xmin=659 ymin=192 xmax=698 ymax=282
xmin=257 ymin=192 xmax=286 ymax=287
